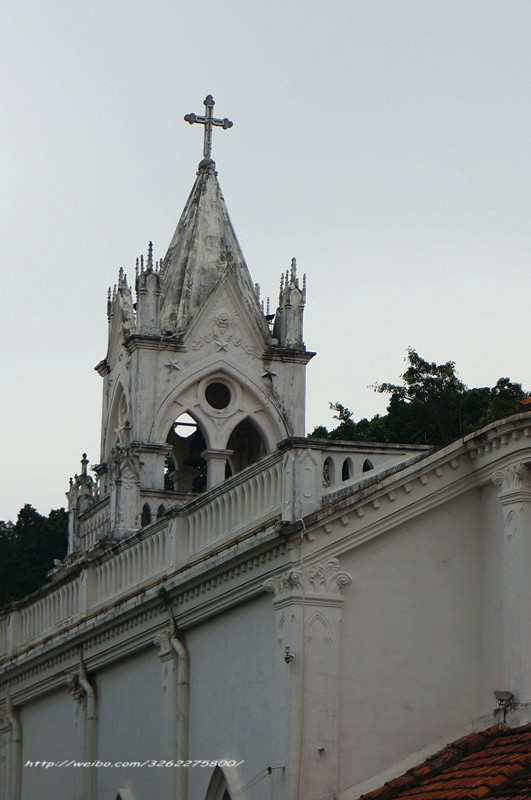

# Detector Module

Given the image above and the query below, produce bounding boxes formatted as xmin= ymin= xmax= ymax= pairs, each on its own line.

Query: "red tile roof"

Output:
xmin=359 ymin=724 xmax=531 ymax=800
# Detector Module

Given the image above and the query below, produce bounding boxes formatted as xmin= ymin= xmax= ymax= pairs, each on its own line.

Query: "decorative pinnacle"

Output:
xmin=184 ymin=95 xmax=234 ymax=161
xmin=147 ymin=241 xmax=153 ymax=272
xmin=290 ymin=257 xmax=297 ymax=284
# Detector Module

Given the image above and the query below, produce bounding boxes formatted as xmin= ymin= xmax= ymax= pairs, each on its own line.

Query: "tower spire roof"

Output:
xmin=159 ymin=99 xmax=266 ymax=337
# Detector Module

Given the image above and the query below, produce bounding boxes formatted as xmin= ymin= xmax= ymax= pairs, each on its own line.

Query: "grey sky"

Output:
xmin=2 ymin=0 xmax=530 ymax=521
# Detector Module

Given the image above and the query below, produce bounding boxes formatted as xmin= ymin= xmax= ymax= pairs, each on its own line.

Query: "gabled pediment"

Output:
xmin=183 ymin=269 xmax=269 ymax=359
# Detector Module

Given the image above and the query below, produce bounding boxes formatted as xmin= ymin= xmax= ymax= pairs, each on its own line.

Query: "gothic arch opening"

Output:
xmin=363 ymin=458 xmax=374 ymax=472
xmin=108 ymin=383 xmax=129 ymax=451
xmin=342 ymin=457 xmax=353 ymax=481
xmin=204 ymin=766 xmax=233 ymax=800
xmin=323 ymin=456 xmax=335 ymax=487
xmin=166 ymin=412 xmax=207 ymax=493
xmin=226 ymin=418 xmax=266 ymax=475
xmin=141 ymin=503 xmax=151 ymax=527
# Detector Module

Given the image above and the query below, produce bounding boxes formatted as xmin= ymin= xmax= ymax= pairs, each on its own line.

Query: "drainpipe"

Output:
xmin=170 ymin=632 xmax=189 ymax=800
xmin=6 ymin=695 xmax=21 ymax=800
xmin=78 ymin=656 xmax=97 ymax=800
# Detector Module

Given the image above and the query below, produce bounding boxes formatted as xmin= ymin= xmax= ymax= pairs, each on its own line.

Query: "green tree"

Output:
xmin=310 ymin=349 xmax=529 ymax=447
xmin=0 ymin=505 xmax=68 ymax=608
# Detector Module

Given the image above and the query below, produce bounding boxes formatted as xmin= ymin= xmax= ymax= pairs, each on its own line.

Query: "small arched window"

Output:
xmin=157 ymin=504 xmax=165 ymax=519
xmin=323 ymin=457 xmax=335 ymax=488
xmin=362 ymin=458 xmax=374 ymax=473
xmin=141 ymin=503 xmax=152 ymax=527
xmin=342 ymin=458 xmax=352 ymax=481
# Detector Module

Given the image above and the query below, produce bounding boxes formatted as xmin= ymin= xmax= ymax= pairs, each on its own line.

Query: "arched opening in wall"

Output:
xmin=165 ymin=412 xmax=207 ymax=493
xmin=141 ymin=503 xmax=151 ymax=527
xmin=323 ymin=456 xmax=335 ymax=487
xmin=157 ymin=504 xmax=165 ymax=519
xmin=226 ymin=418 xmax=266 ymax=475
xmin=204 ymin=766 xmax=233 ymax=800
xmin=363 ymin=458 xmax=374 ymax=472
xmin=342 ymin=458 xmax=353 ymax=481
xmin=108 ymin=384 xmax=129 ymax=451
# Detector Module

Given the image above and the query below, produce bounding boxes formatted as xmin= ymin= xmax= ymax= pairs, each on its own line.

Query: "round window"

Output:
xmin=205 ymin=381 xmax=231 ymax=410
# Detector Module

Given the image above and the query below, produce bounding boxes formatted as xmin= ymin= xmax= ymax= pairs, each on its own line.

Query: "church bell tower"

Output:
xmin=66 ymin=95 xmax=314 ymax=551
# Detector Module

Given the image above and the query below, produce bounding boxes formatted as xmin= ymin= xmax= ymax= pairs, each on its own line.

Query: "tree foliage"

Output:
xmin=0 ymin=505 xmax=68 ymax=609
xmin=310 ymin=348 xmax=529 ymax=446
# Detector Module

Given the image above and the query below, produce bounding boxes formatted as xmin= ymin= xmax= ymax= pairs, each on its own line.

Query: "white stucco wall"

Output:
xmin=96 ymin=647 xmax=161 ymax=800
xmin=185 ymin=594 xmax=286 ymax=800
xmin=21 ymin=689 xmax=77 ymax=800
xmin=337 ymin=488 xmax=485 ymax=792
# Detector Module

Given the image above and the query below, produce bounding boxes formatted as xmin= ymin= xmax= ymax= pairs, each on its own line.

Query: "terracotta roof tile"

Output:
xmin=359 ymin=724 xmax=531 ymax=800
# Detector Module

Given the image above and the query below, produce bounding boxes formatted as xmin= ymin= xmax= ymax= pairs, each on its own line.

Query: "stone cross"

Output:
xmin=184 ymin=95 xmax=233 ymax=160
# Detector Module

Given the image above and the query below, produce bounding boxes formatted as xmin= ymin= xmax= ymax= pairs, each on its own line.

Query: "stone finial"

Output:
xmin=147 ymin=241 xmax=153 ymax=272
xmin=81 ymin=453 xmax=89 ymax=477
xmin=290 ymin=257 xmax=297 ymax=284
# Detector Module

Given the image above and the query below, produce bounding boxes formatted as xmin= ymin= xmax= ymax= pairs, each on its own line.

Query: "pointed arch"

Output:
xmin=150 ymin=359 xmax=286 ymax=451
xmin=116 ymin=790 xmax=135 ymax=800
xmin=363 ymin=458 xmax=374 ymax=473
xmin=204 ymin=766 xmax=233 ymax=800
xmin=106 ymin=381 xmax=129 ymax=454
xmin=141 ymin=503 xmax=151 ymax=527
xmin=342 ymin=457 xmax=353 ymax=481
xmin=226 ymin=417 xmax=267 ymax=474
xmin=323 ymin=456 xmax=335 ymax=487
xmin=166 ymin=410 xmax=208 ymax=493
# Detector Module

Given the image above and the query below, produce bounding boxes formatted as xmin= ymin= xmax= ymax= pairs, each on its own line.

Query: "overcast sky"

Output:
xmin=1 ymin=0 xmax=530 ymax=522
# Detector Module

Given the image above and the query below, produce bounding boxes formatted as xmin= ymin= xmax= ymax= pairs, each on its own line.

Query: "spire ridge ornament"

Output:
xmin=184 ymin=95 xmax=233 ymax=162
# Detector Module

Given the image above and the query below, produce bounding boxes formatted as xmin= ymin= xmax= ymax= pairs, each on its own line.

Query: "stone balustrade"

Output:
xmin=185 ymin=451 xmax=284 ymax=554
xmin=77 ymin=498 xmax=111 ymax=549
xmin=95 ymin=526 xmax=168 ymax=601
xmin=0 ymin=439 xmax=425 ymax=660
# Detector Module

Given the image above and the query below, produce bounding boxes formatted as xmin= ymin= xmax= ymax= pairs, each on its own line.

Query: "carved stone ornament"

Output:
xmin=190 ymin=307 xmax=255 ymax=355
xmin=264 ymin=557 xmax=352 ymax=599
xmin=66 ymin=671 xmax=85 ymax=703
xmin=154 ymin=630 xmax=174 ymax=659
xmin=492 ymin=462 xmax=531 ymax=498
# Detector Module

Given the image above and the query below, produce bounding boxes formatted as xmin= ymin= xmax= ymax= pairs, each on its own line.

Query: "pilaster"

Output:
xmin=154 ymin=631 xmax=178 ymax=800
xmin=265 ymin=557 xmax=352 ymax=800
xmin=492 ymin=462 xmax=531 ymax=704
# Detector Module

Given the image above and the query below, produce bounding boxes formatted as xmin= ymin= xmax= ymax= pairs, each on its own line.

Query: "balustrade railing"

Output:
xmin=0 ymin=439 xmax=423 ymax=660
xmin=95 ymin=526 xmax=168 ymax=601
xmin=78 ymin=498 xmax=111 ymax=550
xmin=186 ymin=453 xmax=284 ymax=554
xmin=18 ymin=576 xmax=83 ymax=645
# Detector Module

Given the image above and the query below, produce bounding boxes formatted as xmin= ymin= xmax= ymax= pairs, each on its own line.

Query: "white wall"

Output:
xmin=21 ymin=689 xmax=77 ymax=800
xmin=337 ymin=488 xmax=485 ymax=791
xmin=186 ymin=594 xmax=286 ymax=800
xmin=96 ymin=647 xmax=161 ymax=800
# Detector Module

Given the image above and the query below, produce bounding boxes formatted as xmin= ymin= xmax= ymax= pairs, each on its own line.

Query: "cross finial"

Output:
xmin=184 ymin=95 xmax=233 ymax=162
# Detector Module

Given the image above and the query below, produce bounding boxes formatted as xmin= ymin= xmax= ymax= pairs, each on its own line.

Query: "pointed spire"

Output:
xmin=159 ymin=164 xmax=268 ymax=338
xmin=147 ymin=241 xmax=153 ymax=272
